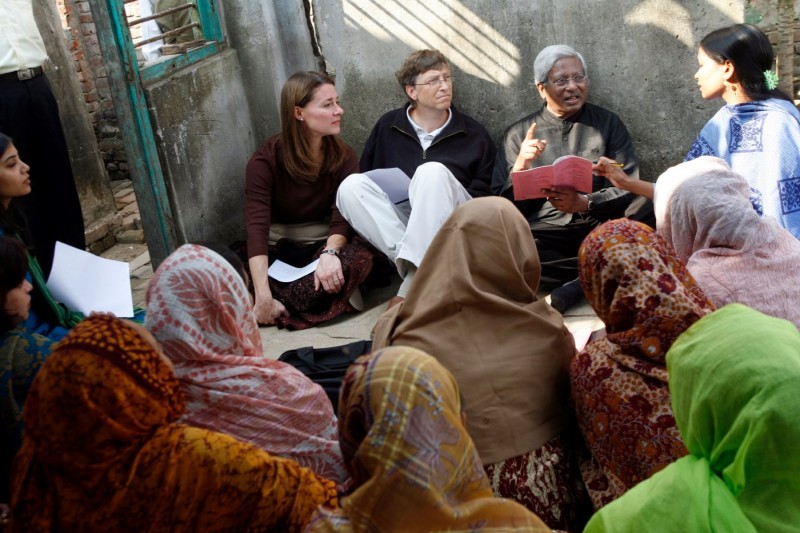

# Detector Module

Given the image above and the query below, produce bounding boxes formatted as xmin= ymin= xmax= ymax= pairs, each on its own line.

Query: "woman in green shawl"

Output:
xmin=585 ymin=303 xmax=800 ymax=532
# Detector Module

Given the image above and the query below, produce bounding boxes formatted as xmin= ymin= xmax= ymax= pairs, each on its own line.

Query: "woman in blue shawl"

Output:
xmin=594 ymin=24 xmax=800 ymax=239
xmin=0 ymin=236 xmax=53 ymax=505
xmin=687 ymin=24 xmax=800 ymax=238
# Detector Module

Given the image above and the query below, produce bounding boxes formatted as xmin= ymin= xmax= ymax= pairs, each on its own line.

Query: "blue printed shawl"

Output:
xmin=686 ymin=98 xmax=800 ymax=239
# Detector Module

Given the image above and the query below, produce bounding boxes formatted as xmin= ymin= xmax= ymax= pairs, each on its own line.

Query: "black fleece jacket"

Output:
xmin=359 ymin=104 xmax=496 ymax=198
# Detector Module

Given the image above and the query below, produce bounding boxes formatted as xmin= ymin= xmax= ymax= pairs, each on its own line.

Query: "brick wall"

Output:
xmin=795 ymin=21 xmax=800 ymax=99
xmin=56 ymin=0 xmax=131 ymax=181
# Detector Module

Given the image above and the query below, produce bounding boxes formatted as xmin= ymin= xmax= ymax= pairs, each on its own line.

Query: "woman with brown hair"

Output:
xmin=246 ymin=71 xmax=374 ymax=330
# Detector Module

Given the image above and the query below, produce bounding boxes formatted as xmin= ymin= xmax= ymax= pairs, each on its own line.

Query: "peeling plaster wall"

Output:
xmin=34 ymin=0 xmax=116 ymax=223
xmin=145 ymin=49 xmax=252 ymax=245
xmin=312 ymin=0 xmax=745 ymax=180
xmin=223 ymin=0 xmax=319 ymax=145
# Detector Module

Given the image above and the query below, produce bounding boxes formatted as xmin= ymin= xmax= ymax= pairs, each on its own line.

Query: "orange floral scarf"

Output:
xmin=11 ymin=314 xmax=337 ymax=532
xmin=571 ymin=219 xmax=714 ymax=509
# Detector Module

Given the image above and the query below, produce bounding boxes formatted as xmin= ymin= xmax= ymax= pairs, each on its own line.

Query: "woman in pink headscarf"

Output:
xmin=654 ymin=156 xmax=800 ymax=329
xmin=145 ymin=244 xmax=348 ymax=484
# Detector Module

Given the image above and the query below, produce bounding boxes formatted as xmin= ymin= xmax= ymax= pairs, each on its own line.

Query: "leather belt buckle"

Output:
xmin=17 ymin=68 xmax=36 ymax=81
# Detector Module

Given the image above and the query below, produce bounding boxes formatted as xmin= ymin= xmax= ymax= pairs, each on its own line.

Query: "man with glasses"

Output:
xmin=337 ymin=49 xmax=495 ymax=306
xmin=495 ymin=44 xmax=653 ymax=311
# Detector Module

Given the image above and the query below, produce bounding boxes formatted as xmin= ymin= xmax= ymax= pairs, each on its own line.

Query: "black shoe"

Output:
xmin=549 ymin=278 xmax=584 ymax=314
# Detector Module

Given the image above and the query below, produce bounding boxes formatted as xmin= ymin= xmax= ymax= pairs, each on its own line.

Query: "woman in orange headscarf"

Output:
xmin=10 ymin=314 xmax=337 ymax=532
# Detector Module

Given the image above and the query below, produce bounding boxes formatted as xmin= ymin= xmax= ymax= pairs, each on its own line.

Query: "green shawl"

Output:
xmin=27 ymin=252 xmax=83 ymax=329
xmin=585 ymin=304 xmax=800 ymax=532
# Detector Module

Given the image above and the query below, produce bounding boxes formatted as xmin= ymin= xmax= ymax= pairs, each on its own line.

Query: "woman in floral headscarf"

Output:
xmin=308 ymin=346 xmax=550 ymax=532
xmin=146 ymin=244 xmax=347 ymax=484
xmin=571 ymin=219 xmax=715 ymax=509
xmin=10 ymin=314 xmax=337 ymax=532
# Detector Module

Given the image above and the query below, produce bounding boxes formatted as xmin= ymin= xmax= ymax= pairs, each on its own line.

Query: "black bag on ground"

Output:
xmin=278 ymin=340 xmax=372 ymax=413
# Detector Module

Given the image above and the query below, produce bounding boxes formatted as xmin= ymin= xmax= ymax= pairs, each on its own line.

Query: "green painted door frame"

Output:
xmin=90 ymin=0 xmax=178 ymax=267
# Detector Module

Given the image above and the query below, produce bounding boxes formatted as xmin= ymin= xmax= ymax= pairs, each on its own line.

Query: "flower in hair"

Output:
xmin=763 ymin=70 xmax=779 ymax=91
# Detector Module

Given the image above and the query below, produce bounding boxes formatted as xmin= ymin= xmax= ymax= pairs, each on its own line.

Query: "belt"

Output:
xmin=0 ymin=66 xmax=44 ymax=82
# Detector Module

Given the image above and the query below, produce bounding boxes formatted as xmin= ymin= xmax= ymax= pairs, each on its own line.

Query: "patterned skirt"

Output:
xmin=268 ymin=239 xmax=375 ymax=330
xmin=484 ymin=432 xmax=591 ymax=532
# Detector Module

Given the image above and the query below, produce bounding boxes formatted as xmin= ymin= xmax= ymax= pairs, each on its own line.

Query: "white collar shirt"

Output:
xmin=406 ymin=107 xmax=452 ymax=150
xmin=0 ymin=0 xmax=48 ymax=74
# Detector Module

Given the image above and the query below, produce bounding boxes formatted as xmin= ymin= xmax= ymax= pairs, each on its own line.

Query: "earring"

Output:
xmin=299 ymin=117 xmax=304 ymax=122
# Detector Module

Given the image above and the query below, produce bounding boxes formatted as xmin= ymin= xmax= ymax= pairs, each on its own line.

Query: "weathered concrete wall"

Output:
xmin=223 ymin=1 xmax=319 ymax=145
xmin=312 ymin=0 xmax=745 ymax=180
xmin=145 ymin=49 xmax=253 ymax=245
xmin=34 ymin=0 xmax=116 ymax=223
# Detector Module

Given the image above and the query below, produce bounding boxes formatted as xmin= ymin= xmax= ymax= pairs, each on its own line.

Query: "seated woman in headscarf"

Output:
xmin=0 ymin=236 xmax=51 ymax=505
xmin=372 ymin=197 xmax=588 ymax=531
xmin=655 ymin=156 xmax=800 ymax=329
xmin=585 ymin=304 xmax=800 ymax=532
xmin=10 ymin=314 xmax=337 ymax=532
xmin=146 ymin=243 xmax=348 ymax=484
xmin=307 ymin=347 xmax=551 ymax=532
xmin=571 ymin=218 xmax=715 ymax=510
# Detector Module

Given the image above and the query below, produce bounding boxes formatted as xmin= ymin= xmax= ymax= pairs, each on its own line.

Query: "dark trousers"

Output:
xmin=0 ymin=73 xmax=85 ymax=276
xmin=533 ymin=195 xmax=655 ymax=283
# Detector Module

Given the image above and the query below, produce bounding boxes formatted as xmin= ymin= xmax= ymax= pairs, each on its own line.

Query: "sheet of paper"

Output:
xmin=46 ymin=241 xmax=134 ymax=317
xmin=268 ymin=259 xmax=319 ymax=283
xmin=567 ymin=325 xmax=594 ymax=352
xmin=364 ymin=168 xmax=411 ymax=204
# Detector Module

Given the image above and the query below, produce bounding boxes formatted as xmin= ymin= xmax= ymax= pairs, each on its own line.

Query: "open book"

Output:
xmin=511 ymin=155 xmax=593 ymax=200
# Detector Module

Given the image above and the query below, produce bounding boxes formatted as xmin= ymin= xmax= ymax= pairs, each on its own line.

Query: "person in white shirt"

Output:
xmin=335 ymin=50 xmax=496 ymax=306
xmin=0 ymin=0 xmax=85 ymax=276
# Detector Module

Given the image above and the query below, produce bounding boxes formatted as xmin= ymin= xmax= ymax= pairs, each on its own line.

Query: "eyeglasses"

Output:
xmin=543 ymin=75 xmax=588 ymax=88
xmin=414 ymin=75 xmax=453 ymax=88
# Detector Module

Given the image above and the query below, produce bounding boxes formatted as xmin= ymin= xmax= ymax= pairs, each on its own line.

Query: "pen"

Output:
xmin=593 ymin=161 xmax=625 ymax=167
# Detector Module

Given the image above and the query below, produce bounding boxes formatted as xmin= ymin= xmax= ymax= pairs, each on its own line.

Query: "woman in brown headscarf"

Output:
xmin=10 ymin=314 xmax=337 ymax=532
xmin=372 ymin=196 xmax=588 ymax=530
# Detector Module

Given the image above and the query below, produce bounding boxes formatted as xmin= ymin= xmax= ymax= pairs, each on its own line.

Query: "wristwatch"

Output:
xmin=583 ymin=194 xmax=594 ymax=212
xmin=321 ymin=248 xmax=339 ymax=256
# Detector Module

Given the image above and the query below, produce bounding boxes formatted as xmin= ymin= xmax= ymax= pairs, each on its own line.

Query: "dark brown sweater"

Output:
xmin=245 ymin=136 xmax=359 ymax=258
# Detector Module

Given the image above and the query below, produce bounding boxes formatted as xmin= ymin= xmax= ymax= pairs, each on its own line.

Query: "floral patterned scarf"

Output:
xmin=570 ymin=219 xmax=714 ymax=508
xmin=11 ymin=314 xmax=337 ymax=532
xmin=308 ymin=347 xmax=550 ymax=532
xmin=146 ymin=244 xmax=347 ymax=483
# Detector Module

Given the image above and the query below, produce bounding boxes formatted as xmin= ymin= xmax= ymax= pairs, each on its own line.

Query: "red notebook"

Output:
xmin=511 ymin=155 xmax=593 ymax=200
